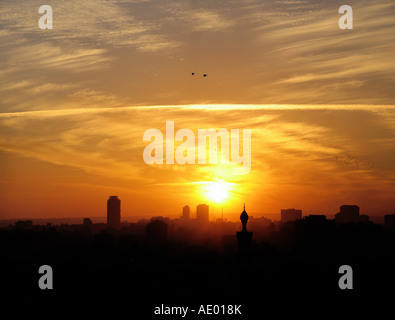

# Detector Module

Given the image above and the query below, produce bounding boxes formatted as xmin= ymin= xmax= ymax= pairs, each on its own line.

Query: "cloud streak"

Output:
xmin=1 ymin=1 xmax=395 ymax=217
xmin=1 ymin=0 xmax=395 ymax=112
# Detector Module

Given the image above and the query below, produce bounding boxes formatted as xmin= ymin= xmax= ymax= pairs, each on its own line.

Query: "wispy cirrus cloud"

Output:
xmin=189 ymin=9 xmax=234 ymax=31
xmin=1 ymin=0 xmax=395 ymax=109
xmin=1 ymin=104 xmax=395 ymax=217
xmin=0 ymin=0 xmax=176 ymax=51
xmin=247 ymin=0 xmax=395 ymax=103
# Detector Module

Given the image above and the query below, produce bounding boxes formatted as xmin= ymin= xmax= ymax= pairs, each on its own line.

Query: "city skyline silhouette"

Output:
xmin=3 ymin=196 xmax=395 ymax=318
xmin=1 ymin=0 xmax=395 ymax=318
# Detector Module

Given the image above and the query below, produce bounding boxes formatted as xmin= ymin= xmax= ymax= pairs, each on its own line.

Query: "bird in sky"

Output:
xmin=191 ymin=72 xmax=207 ymax=77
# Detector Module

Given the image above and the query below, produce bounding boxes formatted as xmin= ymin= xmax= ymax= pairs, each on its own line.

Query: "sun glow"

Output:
xmin=204 ymin=181 xmax=232 ymax=203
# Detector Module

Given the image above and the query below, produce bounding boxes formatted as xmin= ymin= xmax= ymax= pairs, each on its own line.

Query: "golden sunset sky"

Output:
xmin=1 ymin=0 xmax=395 ymax=220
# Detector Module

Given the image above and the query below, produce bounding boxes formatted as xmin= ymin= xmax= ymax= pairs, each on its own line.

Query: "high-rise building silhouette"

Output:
xmin=196 ymin=204 xmax=209 ymax=222
xmin=291 ymin=215 xmax=336 ymax=249
xmin=384 ymin=214 xmax=395 ymax=231
xmin=183 ymin=205 xmax=190 ymax=219
xmin=146 ymin=217 xmax=168 ymax=243
xmin=107 ymin=196 xmax=121 ymax=228
xmin=281 ymin=208 xmax=302 ymax=222
xmin=335 ymin=205 xmax=359 ymax=224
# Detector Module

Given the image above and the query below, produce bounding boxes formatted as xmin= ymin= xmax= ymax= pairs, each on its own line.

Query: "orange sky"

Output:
xmin=1 ymin=104 xmax=394 ymax=220
xmin=1 ymin=1 xmax=395 ymax=220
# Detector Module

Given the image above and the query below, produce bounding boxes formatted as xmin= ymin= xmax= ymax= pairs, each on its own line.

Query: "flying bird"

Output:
xmin=191 ymin=72 xmax=195 ymax=75
xmin=203 ymin=74 xmax=207 ymax=77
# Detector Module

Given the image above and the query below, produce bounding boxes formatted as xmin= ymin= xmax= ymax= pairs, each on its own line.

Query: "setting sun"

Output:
xmin=204 ymin=181 xmax=232 ymax=203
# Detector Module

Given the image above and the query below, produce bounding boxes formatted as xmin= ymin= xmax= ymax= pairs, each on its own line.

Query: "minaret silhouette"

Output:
xmin=237 ymin=203 xmax=253 ymax=256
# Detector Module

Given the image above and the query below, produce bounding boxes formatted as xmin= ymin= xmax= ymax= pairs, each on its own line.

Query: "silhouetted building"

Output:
xmin=237 ymin=204 xmax=253 ymax=255
xmin=119 ymin=234 xmax=136 ymax=251
xmin=359 ymin=214 xmax=370 ymax=223
xmin=295 ymin=215 xmax=336 ymax=248
xmin=146 ymin=218 xmax=168 ymax=243
xmin=14 ymin=220 xmax=33 ymax=230
xmin=303 ymin=215 xmax=327 ymax=223
xmin=107 ymin=196 xmax=121 ymax=228
xmin=150 ymin=216 xmax=170 ymax=224
xmin=196 ymin=204 xmax=209 ymax=223
xmin=335 ymin=205 xmax=360 ymax=224
xmin=183 ymin=205 xmax=190 ymax=219
xmin=222 ymin=235 xmax=238 ymax=254
xmin=83 ymin=218 xmax=93 ymax=226
xmin=94 ymin=231 xmax=114 ymax=250
xmin=281 ymin=208 xmax=302 ymax=222
xmin=384 ymin=214 xmax=395 ymax=231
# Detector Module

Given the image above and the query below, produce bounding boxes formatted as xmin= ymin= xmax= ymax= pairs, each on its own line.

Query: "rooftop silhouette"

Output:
xmin=2 ymin=199 xmax=395 ymax=319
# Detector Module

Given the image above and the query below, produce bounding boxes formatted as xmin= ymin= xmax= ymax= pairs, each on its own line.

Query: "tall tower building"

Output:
xmin=237 ymin=204 xmax=253 ymax=255
xmin=281 ymin=208 xmax=302 ymax=223
xmin=196 ymin=204 xmax=209 ymax=222
xmin=107 ymin=196 xmax=121 ymax=228
xmin=182 ymin=205 xmax=190 ymax=219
